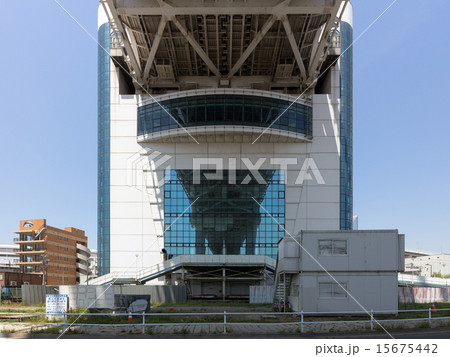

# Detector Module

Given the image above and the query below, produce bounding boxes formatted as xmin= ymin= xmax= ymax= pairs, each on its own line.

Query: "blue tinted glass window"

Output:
xmin=340 ymin=22 xmax=353 ymax=230
xmin=97 ymin=23 xmax=111 ymax=275
xmin=164 ymin=170 xmax=285 ymax=260
xmin=138 ymin=95 xmax=312 ymax=137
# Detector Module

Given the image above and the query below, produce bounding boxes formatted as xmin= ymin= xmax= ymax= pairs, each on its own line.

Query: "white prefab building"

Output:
xmin=404 ymin=254 xmax=450 ymax=277
xmin=276 ymin=230 xmax=405 ymax=313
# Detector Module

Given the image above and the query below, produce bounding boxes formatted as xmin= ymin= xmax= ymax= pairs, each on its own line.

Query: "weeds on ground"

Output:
xmin=0 ymin=307 xmax=46 ymax=314
xmin=1 ymin=328 xmax=15 ymax=334
xmin=32 ymin=326 xmax=61 ymax=334
xmin=66 ymin=328 xmax=80 ymax=334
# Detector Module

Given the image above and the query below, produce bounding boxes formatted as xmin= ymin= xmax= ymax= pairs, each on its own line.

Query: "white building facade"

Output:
xmin=405 ymin=254 xmax=450 ymax=277
xmin=0 ymin=244 xmax=19 ymax=270
xmin=97 ymin=1 xmax=353 ymax=279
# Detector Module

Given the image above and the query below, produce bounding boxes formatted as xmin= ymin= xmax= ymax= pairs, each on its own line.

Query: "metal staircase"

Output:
xmin=88 ymin=256 xmax=184 ymax=286
xmin=88 ymin=255 xmax=276 ymax=286
xmin=273 ymin=272 xmax=292 ymax=311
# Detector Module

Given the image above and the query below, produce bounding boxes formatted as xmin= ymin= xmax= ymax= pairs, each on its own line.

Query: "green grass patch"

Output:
xmin=399 ymin=302 xmax=450 ymax=311
xmin=30 ymin=326 xmax=62 ymax=334
xmin=1 ymin=328 xmax=15 ymax=334
xmin=0 ymin=307 xmax=46 ymax=313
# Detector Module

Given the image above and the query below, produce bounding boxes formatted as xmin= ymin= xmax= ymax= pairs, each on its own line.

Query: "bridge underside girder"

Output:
xmin=102 ymin=0 xmax=348 ymax=93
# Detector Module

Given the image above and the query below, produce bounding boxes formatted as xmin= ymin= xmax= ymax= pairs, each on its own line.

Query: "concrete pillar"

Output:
xmin=222 ymin=268 xmax=226 ymax=301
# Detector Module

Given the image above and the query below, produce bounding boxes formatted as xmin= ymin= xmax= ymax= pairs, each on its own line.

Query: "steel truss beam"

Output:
xmin=104 ymin=0 xmax=142 ymax=79
xmin=170 ymin=16 xmax=221 ymax=77
xmin=142 ymin=16 xmax=168 ymax=82
xmin=113 ymin=0 xmax=337 ymax=16
xmin=227 ymin=15 xmax=277 ymax=79
xmin=187 ymin=277 xmax=263 ymax=281
xmin=105 ymin=0 xmax=345 ymax=88
xmin=307 ymin=0 xmax=348 ymax=84
xmin=280 ymin=15 xmax=307 ymax=82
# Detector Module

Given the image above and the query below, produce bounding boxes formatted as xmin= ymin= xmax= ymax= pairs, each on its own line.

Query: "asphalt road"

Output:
xmin=3 ymin=326 xmax=450 ymax=339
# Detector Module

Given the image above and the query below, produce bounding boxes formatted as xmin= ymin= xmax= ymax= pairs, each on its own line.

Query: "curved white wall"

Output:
xmin=340 ymin=1 xmax=353 ymax=27
xmin=98 ymin=4 xmax=109 ymax=30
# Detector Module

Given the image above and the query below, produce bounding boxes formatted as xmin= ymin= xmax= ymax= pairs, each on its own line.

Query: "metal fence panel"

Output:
xmin=399 ymin=286 xmax=450 ymax=303
xmin=21 ymin=285 xmax=58 ymax=305
xmin=113 ymin=285 xmax=186 ymax=303
xmin=2 ymin=309 xmax=450 ymax=335
xmin=249 ymin=286 xmax=274 ymax=303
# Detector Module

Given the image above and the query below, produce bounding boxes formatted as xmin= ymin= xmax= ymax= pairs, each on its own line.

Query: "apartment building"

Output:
xmin=14 ymin=219 xmax=90 ymax=285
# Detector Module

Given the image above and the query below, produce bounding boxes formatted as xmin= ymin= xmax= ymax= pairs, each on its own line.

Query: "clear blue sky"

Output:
xmin=0 ymin=1 xmax=449 ymax=252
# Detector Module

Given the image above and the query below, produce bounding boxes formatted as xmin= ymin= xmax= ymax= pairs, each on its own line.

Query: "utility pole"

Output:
xmin=41 ymin=254 xmax=49 ymax=286
xmin=86 ymin=257 xmax=89 ymax=285
xmin=135 ymin=254 xmax=139 ymax=278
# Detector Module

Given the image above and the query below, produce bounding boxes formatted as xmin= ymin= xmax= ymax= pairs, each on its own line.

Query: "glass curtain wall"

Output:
xmin=340 ymin=21 xmax=353 ymax=230
xmin=97 ymin=23 xmax=111 ymax=275
xmin=164 ymin=170 xmax=285 ymax=260
xmin=138 ymin=95 xmax=312 ymax=137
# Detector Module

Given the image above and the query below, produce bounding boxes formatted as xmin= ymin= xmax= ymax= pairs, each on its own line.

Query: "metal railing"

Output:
xmin=1 ymin=308 xmax=450 ymax=334
xmin=398 ymin=273 xmax=450 ymax=287
xmin=89 ymin=255 xmax=276 ymax=285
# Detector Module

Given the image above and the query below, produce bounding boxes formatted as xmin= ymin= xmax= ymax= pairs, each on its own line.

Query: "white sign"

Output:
xmin=46 ymin=294 xmax=68 ymax=320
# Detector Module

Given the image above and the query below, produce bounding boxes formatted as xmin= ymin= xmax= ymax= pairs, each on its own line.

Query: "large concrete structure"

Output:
xmin=13 ymin=219 xmax=90 ymax=285
xmin=404 ymin=252 xmax=450 ymax=278
xmin=96 ymin=1 xmax=353 ymax=296
xmin=276 ymin=230 xmax=405 ymax=312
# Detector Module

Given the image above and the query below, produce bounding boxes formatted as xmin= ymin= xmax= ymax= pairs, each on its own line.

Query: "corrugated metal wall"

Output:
xmin=21 ymin=285 xmax=59 ymax=305
xmin=113 ymin=285 xmax=186 ymax=303
xmin=249 ymin=286 xmax=274 ymax=303
xmin=398 ymin=287 xmax=450 ymax=303
xmin=21 ymin=284 xmax=187 ymax=306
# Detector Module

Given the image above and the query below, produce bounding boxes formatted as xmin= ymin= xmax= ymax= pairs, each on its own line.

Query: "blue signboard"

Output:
xmin=46 ymin=294 xmax=68 ymax=318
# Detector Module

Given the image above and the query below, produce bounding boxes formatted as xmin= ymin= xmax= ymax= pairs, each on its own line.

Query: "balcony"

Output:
xmin=14 ymin=239 xmax=45 ymax=244
xmin=76 ymin=261 xmax=88 ymax=274
xmin=76 ymin=244 xmax=90 ymax=255
xmin=16 ymin=250 xmax=44 ymax=254
xmin=137 ymin=89 xmax=312 ymax=144
xmin=76 ymin=244 xmax=90 ymax=278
